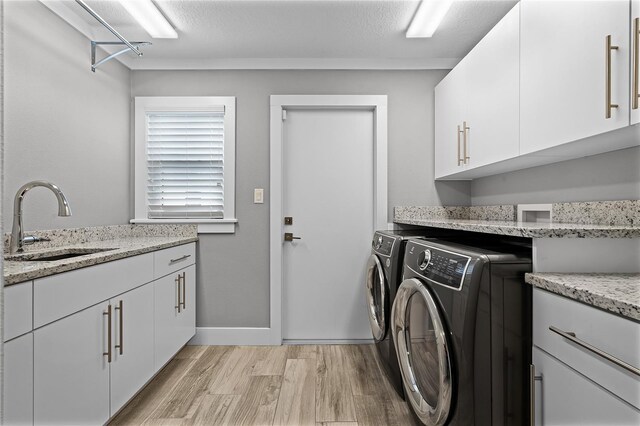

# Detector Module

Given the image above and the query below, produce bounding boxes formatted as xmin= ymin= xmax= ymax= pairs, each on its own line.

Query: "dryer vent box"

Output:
xmin=517 ymin=204 xmax=552 ymax=223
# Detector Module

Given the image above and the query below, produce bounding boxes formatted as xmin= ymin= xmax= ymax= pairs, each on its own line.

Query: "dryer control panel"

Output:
xmin=406 ymin=241 xmax=472 ymax=290
xmin=372 ymin=233 xmax=396 ymax=257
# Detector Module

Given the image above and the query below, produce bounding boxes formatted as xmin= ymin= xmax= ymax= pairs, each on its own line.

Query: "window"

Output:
xmin=133 ymin=97 xmax=236 ymax=233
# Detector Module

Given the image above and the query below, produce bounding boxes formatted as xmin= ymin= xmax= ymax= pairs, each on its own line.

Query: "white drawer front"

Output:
xmin=154 ymin=243 xmax=196 ymax=279
xmin=533 ymin=288 xmax=640 ymax=408
xmin=4 ymin=281 xmax=33 ymax=341
xmin=34 ymin=253 xmax=154 ymax=328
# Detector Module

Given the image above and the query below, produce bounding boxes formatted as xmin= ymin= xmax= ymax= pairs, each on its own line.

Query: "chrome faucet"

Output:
xmin=10 ymin=181 xmax=72 ymax=254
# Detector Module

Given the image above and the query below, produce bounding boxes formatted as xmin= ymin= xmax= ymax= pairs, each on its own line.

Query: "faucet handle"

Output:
xmin=22 ymin=235 xmax=51 ymax=245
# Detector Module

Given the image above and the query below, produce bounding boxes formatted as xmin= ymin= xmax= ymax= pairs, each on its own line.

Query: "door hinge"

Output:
xmin=282 ymin=109 xmax=287 ymax=121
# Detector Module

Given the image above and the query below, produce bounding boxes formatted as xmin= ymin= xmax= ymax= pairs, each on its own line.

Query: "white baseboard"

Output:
xmin=284 ymin=339 xmax=374 ymax=345
xmin=188 ymin=327 xmax=280 ymax=346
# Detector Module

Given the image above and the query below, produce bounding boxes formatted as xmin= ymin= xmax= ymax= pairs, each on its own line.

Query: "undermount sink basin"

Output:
xmin=5 ymin=248 xmax=117 ymax=262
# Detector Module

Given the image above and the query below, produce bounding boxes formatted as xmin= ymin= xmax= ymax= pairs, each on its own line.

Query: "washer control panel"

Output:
xmin=372 ymin=233 xmax=395 ymax=257
xmin=407 ymin=242 xmax=472 ymax=290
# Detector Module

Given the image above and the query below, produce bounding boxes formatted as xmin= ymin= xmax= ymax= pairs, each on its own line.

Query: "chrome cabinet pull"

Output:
xmin=605 ymin=35 xmax=619 ymax=119
xmin=462 ymin=121 xmax=470 ymax=164
xmin=549 ymin=326 xmax=640 ymax=376
xmin=633 ymin=18 xmax=639 ymax=110
xmin=175 ymin=275 xmax=182 ymax=313
xmin=114 ymin=300 xmax=123 ymax=355
xmin=180 ymin=272 xmax=186 ymax=310
xmin=530 ymin=365 xmax=542 ymax=426
xmin=169 ymin=254 xmax=191 ymax=265
xmin=103 ymin=304 xmax=112 ymax=363
xmin=457 ymin=125 xmax=464 ymax=166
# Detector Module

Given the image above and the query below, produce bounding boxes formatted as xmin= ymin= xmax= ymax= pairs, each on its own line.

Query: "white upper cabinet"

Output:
xmin=520 ymin=0 xmax=630 ymax=154
xmin=632 ymin=0 xmax=640 ymax=125
xmin=434 ymin=3 xmax=520 ymax=179
xmin=435 ymin=64 xmax=468 ymax=178
xmin=465 ymin=3 xmax=520 ymax=168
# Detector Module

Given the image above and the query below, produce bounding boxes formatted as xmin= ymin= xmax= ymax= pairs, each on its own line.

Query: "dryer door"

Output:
xmin=392 ymin=278 xmax=453 ymax=426
xmin=365 ymin=254 xmax=387 ymax=341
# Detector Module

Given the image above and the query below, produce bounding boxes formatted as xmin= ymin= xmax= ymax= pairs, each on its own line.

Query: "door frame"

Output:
xmin=269 ymin=95 xmax=388 ymax=344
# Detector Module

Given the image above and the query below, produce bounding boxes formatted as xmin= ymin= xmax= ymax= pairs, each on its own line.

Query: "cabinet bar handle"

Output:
xmin=114 ymin=300 xmax=123 ymax=355
xmin=175 ymin=275 xmax=181 ymax=313
xmin=103 ymin=304 xmax=112 ymax=363
xmin=170 ymin=254 xmax=191 ymax=264
xmin=605 ymin=35 xmax=619 ymax=119
xmin=549 ymin=326 xmax=640 ymax=377
xmin=181 ymin=272 xmax=186 ymax=310
xmin=633 ymin=18 xmax=639 ymax=110
xmin=529 ymin=365 xmax=542 ymax=426
xmin=457 ymin=125 xmax=464 ymax=166
xmin=462 ymin=121 xmax=470 ymax=164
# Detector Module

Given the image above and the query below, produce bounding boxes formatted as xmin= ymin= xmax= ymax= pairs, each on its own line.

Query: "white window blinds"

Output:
xmin=146 ymin=109 xmax=225 ymax=219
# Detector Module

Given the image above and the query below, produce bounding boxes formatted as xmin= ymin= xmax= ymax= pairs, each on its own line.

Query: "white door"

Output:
xmin=520 ymin=0 xmax=630 ymax=154
xmin=110 ymin=283 xmax=155 ymax=415
xmin=34 ymin=302 xmax=110 ymax=425
xmin=283 ymin=108 xmax=374 ymax=341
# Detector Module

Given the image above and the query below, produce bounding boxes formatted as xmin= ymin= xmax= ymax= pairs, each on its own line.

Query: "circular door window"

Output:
xmin=392 ymin=278 xmax=453 ymax=426
xmin=365 ymin=254 xmax=387 ymax=341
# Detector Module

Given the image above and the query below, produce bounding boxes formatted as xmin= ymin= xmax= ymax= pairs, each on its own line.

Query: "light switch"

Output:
xmin=254 ymin=188 xmax=264 ymax=204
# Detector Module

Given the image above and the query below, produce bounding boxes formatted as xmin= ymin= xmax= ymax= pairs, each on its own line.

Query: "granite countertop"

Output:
xmin=393 ymin=217 xmax=640 ymax=238
xmin=3 ymin=225 xmax=198 ymax=285
xmin=525 ymin=273 xmax=640 ymax=321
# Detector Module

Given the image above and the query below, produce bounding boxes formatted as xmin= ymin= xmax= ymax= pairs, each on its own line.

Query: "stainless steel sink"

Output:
xmin=5 ymin=248 xmax=117 ymax=262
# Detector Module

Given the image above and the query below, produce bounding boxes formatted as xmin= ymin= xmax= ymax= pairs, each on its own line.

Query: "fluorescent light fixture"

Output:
xmin=118 ymin=0 xmax=177 ymax=38
xmin=406 ymin=0 xmax=454 ymax=38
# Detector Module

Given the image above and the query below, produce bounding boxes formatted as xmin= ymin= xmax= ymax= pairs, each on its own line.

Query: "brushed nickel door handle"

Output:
xmin=530 ymin=365 xmax=542 ymax=426
xmin=175 ymin=275 xmax=181 ymax=313
xmin=284 ymin=233 xmax=302 ymax=242
xmin=180 ymin=272 xmax=186 ymax=310
xmin=549 ymin=326 xmax=640 ymax=376
xmin=114 ymin=300 xmax=123 ymax=355
xmin=169 ymin=254 xmax=191 ymax=264
xmin=633 ymin=18 xmax=639 ymax=110
xmin=605 ymin=34 xmax=619 ymax=119
xmin=457 ymin=125 xmax=464 ymax=166
xmin=103 ymin=304 xmax=112 ymax=363
xmin=462 ymin=121 xmax=470 ymax=164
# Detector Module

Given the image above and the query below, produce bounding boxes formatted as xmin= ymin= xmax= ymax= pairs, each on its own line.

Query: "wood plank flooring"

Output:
xmin=110 ymin=344 xmax=418 ymax=426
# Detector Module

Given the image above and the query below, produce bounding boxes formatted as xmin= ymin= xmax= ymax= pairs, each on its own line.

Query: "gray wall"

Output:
xmin=470 ymin=146 xmax=640 ymax=205
xmin=3 ymin=1 xmax=131 ymax=232
xmin=132 ymin=70 xmax=469 ymax=327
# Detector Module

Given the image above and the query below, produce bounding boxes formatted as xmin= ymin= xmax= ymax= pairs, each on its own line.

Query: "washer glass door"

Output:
xmin=365 ymin=254 xmax=387 ymax=341
xmin=392 ymin=278 xmax=453 ymax=426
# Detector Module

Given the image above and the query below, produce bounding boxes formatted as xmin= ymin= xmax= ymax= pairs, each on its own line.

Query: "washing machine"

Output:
xmin=392 ymin=237 xmax=532 ymax=425
xmin=365 ymin=230 xmax=434 ymax=398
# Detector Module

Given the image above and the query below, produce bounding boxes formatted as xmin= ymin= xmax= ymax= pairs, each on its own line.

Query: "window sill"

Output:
xmin=130 ymin=218 xmax=238 ymax=234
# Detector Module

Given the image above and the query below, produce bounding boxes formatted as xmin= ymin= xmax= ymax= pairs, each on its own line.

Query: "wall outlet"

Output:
xmin=254 ymin=188 xmax=264 ymax=204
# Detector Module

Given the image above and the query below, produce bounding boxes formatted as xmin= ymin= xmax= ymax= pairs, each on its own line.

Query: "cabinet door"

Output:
xmin=110 ymin=283 xmax=155 ymax=415
xmin=34 ymin=303 xmax=110 ymax=425
xmin=521 ymin=0 xmax=630 ymax=154
xmin=632 ymin=0 xmax=640 ymax=125
xmin=435 ymin=64 xmax=467 ymax=178
xmin=533 ymin=348 xmax=640 ymax=426
xmin=4 ymin=334 xmax=33 ymax=426
xmin=465 ymin=3 xmax=520 ymax=168
xmin=154 ymin=265 xmax=196 ymax=370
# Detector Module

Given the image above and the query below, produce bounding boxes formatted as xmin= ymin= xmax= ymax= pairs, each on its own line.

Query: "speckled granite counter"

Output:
xmin=393 ymin=217 xmax=640 ymax=238
xmin=4 ymin=225 xmax=198 ymax=285
xmin=525 ymin=273 xmax=640 ymax=321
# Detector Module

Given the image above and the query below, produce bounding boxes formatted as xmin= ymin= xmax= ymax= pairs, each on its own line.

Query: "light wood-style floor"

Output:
xmin=109 ymin=344 xmax=419 ymax=426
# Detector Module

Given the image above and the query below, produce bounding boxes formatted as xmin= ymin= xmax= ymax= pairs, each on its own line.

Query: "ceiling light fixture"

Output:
xmin=406 ymin=0 xmax=454 ymax=38
xmin=117 ymin=0 xmax=177 ymax=39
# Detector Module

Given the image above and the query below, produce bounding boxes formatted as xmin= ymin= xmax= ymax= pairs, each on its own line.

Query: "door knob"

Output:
xmin=284 ymin=233 xmax=302 ymax=242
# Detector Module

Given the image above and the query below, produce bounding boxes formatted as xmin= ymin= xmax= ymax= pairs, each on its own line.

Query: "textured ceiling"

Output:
xmin=50 ymin=0 xmax=519 ymax=69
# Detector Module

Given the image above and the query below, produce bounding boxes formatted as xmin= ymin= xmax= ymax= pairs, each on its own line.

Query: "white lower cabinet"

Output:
xmin=154 ymin=264 xmax=196 ymax=370
xmin=109 ymin=283 xmax=155 ymax=415
xmin=533 ymin=348 xmax=640 ymax=426
xmin=3 ymin=334 xmax=34 ymax=426
xmin=34 ymin=302 xmax=111 ymax=426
